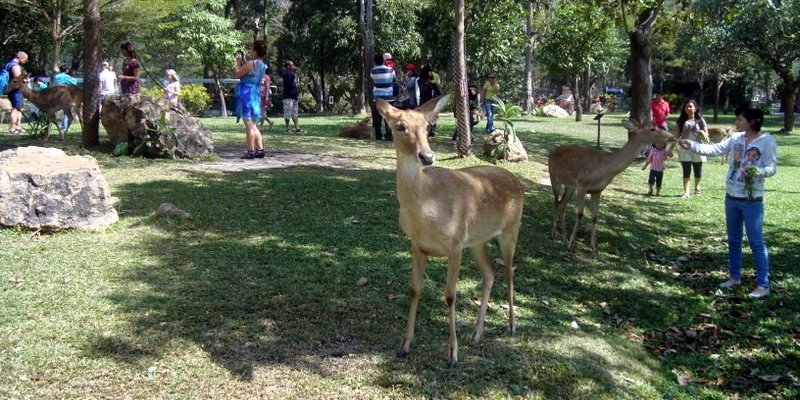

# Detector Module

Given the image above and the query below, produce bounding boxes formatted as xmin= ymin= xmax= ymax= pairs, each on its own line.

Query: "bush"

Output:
xmin=139 ymin=86 xmax=162 ymax=98
xmin=181 ymin=84 xmax=211 ymax=116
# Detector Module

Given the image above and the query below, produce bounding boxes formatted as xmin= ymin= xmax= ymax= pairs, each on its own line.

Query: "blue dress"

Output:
xmin=236 ymin=60 xmax=267 ymax=121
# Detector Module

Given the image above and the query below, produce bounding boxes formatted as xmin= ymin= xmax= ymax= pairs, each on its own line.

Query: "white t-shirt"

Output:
xmin=99 ymin=69 xmax=117 ymax=95
xmin=164 ymin=80 xmax=180 ymax=102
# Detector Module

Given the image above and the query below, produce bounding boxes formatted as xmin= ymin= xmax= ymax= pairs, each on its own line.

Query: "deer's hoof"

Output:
xmin=447 ymin=359 xmax=458 ymax=368
xmin=396 ymin=349 xmax=408 ymax=358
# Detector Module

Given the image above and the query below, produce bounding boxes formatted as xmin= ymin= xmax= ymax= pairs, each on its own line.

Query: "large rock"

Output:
xmin=101 ymin=95 xmax=214 ymax=159
xmin=542 ymin=104 xmax=570 ymax=118
xmin=482 ymin=130 xmax=529 ymax=163
xmin=0 ymin=147 xmax=118 ymax=231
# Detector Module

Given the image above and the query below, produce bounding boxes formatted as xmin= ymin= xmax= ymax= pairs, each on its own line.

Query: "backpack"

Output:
xmin=0 ymin=66 xmax=9 ymax=95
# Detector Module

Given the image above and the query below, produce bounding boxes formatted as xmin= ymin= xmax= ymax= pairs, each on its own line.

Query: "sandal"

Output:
xmin=254 ymin=149 xmax=266 ymax=158
xmin=295 ymin=128 xmax=304 ymax=134
xmin=695 ymin=188 xmax=703 ymax=195
xmin=241 ymin=150 xmax=256 ymax=159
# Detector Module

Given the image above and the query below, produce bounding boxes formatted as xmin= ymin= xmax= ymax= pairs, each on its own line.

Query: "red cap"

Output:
xmin=404 ymin=64 xmax=416 ymax=72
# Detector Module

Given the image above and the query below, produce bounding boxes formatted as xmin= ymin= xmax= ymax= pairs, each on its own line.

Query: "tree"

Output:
xmin=0 ymin=0 xmax=127 ymax=74
xmin=622 ymin=3 xmax=661 ymax=125
xmin=538 ymin=2 xmax=622 ymax=121
xmin=453 ymin=0 xmax=471 ymax=156
xmin=174 ymin=0 xmax=244 ymax=118
xmin=699 ymin=0 xmax=800 ymax=133
xmin=82 ymin=0 xmax=101 ymax=146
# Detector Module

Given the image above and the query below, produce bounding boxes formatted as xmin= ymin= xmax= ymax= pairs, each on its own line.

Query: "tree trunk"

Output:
xmin=574 ymin=74 xmax=582 ymax=122
xmin=453 ymin=0 xmax=471 ymax=156
xmin=628 ymin=8 xmax=658 ymax=125
xmin=51 ymin=13 xmax=62 ymax=75
xmin=697 ymin=69 xmax=705 ymax=112
xmin=214 ymin=74 xmax=227 ymax=118
xmin=82 ymin=0 xmax=101 ymax=147
xmin=523 ymin=2 xmax=534 ymax=114
xmin=362 ymin=0 xmax=374 ymax=108
xmin=779 ymin=73 xmax=796 ymax=133
xmin=713 ymin=70 xmax=722 ymax=123
xmin=583 ymin=63 xmax=592 ymax=110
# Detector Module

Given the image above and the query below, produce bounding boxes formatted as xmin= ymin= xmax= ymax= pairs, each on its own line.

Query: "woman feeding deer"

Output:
xmin=678 ymin=102 xmax=777 ymax=298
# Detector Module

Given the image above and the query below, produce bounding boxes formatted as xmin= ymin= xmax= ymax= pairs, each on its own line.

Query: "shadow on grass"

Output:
xmin=80 ymin=150 xmax=798 ymax=397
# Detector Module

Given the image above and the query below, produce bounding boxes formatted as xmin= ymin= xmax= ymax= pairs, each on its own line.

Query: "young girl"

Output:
xmin=641 ymin=141 xmax=668 ymax=196
xmin=259 ymin=71 xmax=274 ymax=131
xmin=678 ymin=102 xmax=777 ymax=298
xmin=163 ymin=69 xmax=180 ymax=107
xmin=670 ymin=100 xmax=709 ymax=198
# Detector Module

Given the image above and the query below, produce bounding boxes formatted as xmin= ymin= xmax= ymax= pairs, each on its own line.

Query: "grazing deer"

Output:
xmin=548 ymin=120 xmax=674 ymax=258
xmin=708 ymin=127 xmax=732 ymax=164
xmin=5 ymin=74 xmax=83 ymax=140
xmin=376 ymin=95 xmax=525 ymax=367
xmin=0 ymin=98 xmax=11 ymax=132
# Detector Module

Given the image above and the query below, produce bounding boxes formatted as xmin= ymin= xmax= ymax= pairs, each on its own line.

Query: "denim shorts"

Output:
xmin=8 ymin=89 xmax=23 ymax=109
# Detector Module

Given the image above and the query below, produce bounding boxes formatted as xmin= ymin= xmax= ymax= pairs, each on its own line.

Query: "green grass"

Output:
xmin=0 ymin=111 xmax=798 ymax=399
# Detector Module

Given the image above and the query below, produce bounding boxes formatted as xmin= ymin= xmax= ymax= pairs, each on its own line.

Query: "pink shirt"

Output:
xmin=647 ymin=148 xmax=667 ymax=172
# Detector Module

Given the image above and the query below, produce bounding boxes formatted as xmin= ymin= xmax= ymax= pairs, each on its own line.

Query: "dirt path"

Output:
xmin=191 ymin=145 xmax=369 ymax=172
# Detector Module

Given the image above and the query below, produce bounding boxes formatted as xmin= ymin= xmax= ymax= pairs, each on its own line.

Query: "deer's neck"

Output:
xmin=605 ymin=137 xmax=647 ymax=175
xmin=395 ymin=155 xmax=428 ymax=206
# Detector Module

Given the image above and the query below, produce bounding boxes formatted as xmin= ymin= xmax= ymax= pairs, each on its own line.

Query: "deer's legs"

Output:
xmin=399 ymin=244 xmax=427 ymax=358
xmin=444 ymin=250 xmax=463 ymax=368
xmin=470 ymin=243 xmax=495 ymax=344
xmin=567 ymin=189 xmax=587 ymax=251
xmin=560 ymin=187 xmax=575 ymax=244
xmin=551 ymin=183 xmax=562 ymax=239
xmin=497 ymin=227 xmax=519 ymax=335
xmin=589 ymin=192 xmax=601 ymax=258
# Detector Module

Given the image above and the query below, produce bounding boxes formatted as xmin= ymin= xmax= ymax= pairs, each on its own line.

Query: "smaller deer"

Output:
xmin=5 ymin=74 xmax=83 ymax=140
xmin=338 ymin=116 xmax=372 ymax=139
xmin=0 ymin=98 xmax=11 ymax=131
xmin=707 ymin=127 xmax=732 ymax=164
xmin=548 ymin=120 xmax=674 ymax=258
xmin=376 ymin=95 xmax=525 ymax=367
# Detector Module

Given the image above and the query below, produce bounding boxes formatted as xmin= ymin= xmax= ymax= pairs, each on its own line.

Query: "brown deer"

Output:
xmin=5 ymin=74 xmax=83 ymax=140
xmin=708 ymin=127 xmax=732 ymax=164
xmin=376 ymin=95 xmax=524 ymax=367
xmin=337 ymin=116 xmax=372 ymax=139
xmin=0 ymin=98 xmax=11 ymax=131
xmin=548 ymin=120 xmax=674 ymax=258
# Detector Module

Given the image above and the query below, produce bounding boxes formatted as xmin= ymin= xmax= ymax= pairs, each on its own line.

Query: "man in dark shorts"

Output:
xmin=4 ymin=52 xmax=28 ymax=134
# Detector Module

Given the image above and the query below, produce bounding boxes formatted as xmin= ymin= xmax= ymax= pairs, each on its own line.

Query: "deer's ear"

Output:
xmin=621 ymin=119 xmax=637 ymax=131
xmin=418 ymin=94 xmax=450 ymax=124
xmin=376 ymin=99 xmax=400 ymax=120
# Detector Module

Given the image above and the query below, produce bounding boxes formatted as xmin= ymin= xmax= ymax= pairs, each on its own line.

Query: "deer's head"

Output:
xmin=622 ymin=119 xmax=675 ymax=146
xmin=6 ymin=73 xmax=28 ymax=92
xmin=377 ymin=95 xmax=450 ymax=166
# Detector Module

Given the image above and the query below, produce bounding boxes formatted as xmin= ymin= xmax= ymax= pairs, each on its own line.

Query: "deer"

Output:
xmin=548 ymin=120 xmax=675 ymax=258
xmin=0 ymin=98 xmax=11 ymax=132
xmin=707 ymin=127 xmax=732 ymax=164
xmin=375 ymin=95 xmax=525 ymax=368
xmin=5 ymin=74 xmax=83 ymax=140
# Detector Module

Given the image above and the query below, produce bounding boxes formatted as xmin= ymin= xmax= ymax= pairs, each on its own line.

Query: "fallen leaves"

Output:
xmin=355 ymin=277 xmax=368 ymax=287
xmin=8 ymin=274 xmax=24 ymax=285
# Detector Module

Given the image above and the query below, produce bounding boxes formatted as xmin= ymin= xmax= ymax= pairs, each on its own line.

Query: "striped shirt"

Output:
xmin=370 ymin=65 xmax=395 ymax=101
xmin=647 ymin=147 xmax=667 ymax=172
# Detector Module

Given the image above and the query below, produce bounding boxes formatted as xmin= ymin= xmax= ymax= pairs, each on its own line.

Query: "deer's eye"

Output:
xmin=396 ymin=123 xmax=406 ymax=132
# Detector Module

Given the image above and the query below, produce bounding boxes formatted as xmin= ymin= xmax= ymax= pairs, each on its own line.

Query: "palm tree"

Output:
xmin=453 ymin=0 xmax=471 ymax=156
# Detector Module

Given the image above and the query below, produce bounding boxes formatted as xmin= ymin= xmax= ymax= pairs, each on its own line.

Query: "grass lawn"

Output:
xmin=1 ymin=109 xmax=798 ymax=399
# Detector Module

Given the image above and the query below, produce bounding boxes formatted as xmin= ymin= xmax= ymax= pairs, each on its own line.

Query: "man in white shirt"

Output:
xmin=98 ymin=61 xmax=118 ymax=111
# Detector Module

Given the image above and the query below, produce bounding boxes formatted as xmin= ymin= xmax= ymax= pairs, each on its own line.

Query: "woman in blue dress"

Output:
xmin=235 ymin=40 xmax=268 ymax=159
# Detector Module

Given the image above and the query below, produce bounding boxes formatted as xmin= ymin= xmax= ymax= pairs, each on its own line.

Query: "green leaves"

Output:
xmin=113 ymin=142 xmax=129 ymax=157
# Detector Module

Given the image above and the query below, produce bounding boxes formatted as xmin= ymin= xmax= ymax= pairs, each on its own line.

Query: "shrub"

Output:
xmin=140 ymin=86 xmax=162 ymax=98
xmin=181 ymin=84 xmax=212 ymax=116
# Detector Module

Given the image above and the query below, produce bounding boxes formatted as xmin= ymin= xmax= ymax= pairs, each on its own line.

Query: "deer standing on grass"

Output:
xmin=548 ymin=120 xmax=674 ymax=258
xmin=5 ymin=74 xmax=83 ymax=140
xmin=376 ymin=95 xmax=525 ymax=367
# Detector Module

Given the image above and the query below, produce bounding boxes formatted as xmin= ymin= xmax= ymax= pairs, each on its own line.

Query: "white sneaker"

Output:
xmin=748 ymin=287 xmax=770 ymax=298
xmin=719 ymin=279 xmax=741 ymax=289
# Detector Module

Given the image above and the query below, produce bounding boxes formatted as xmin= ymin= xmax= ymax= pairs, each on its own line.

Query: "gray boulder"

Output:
xmin=482 ymin=130 xmax=529 ymax=163
xmin=101 ymin=95 xmax=214 ymax=159
xmin=0 ymin=146 xmax=118 ymax=231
